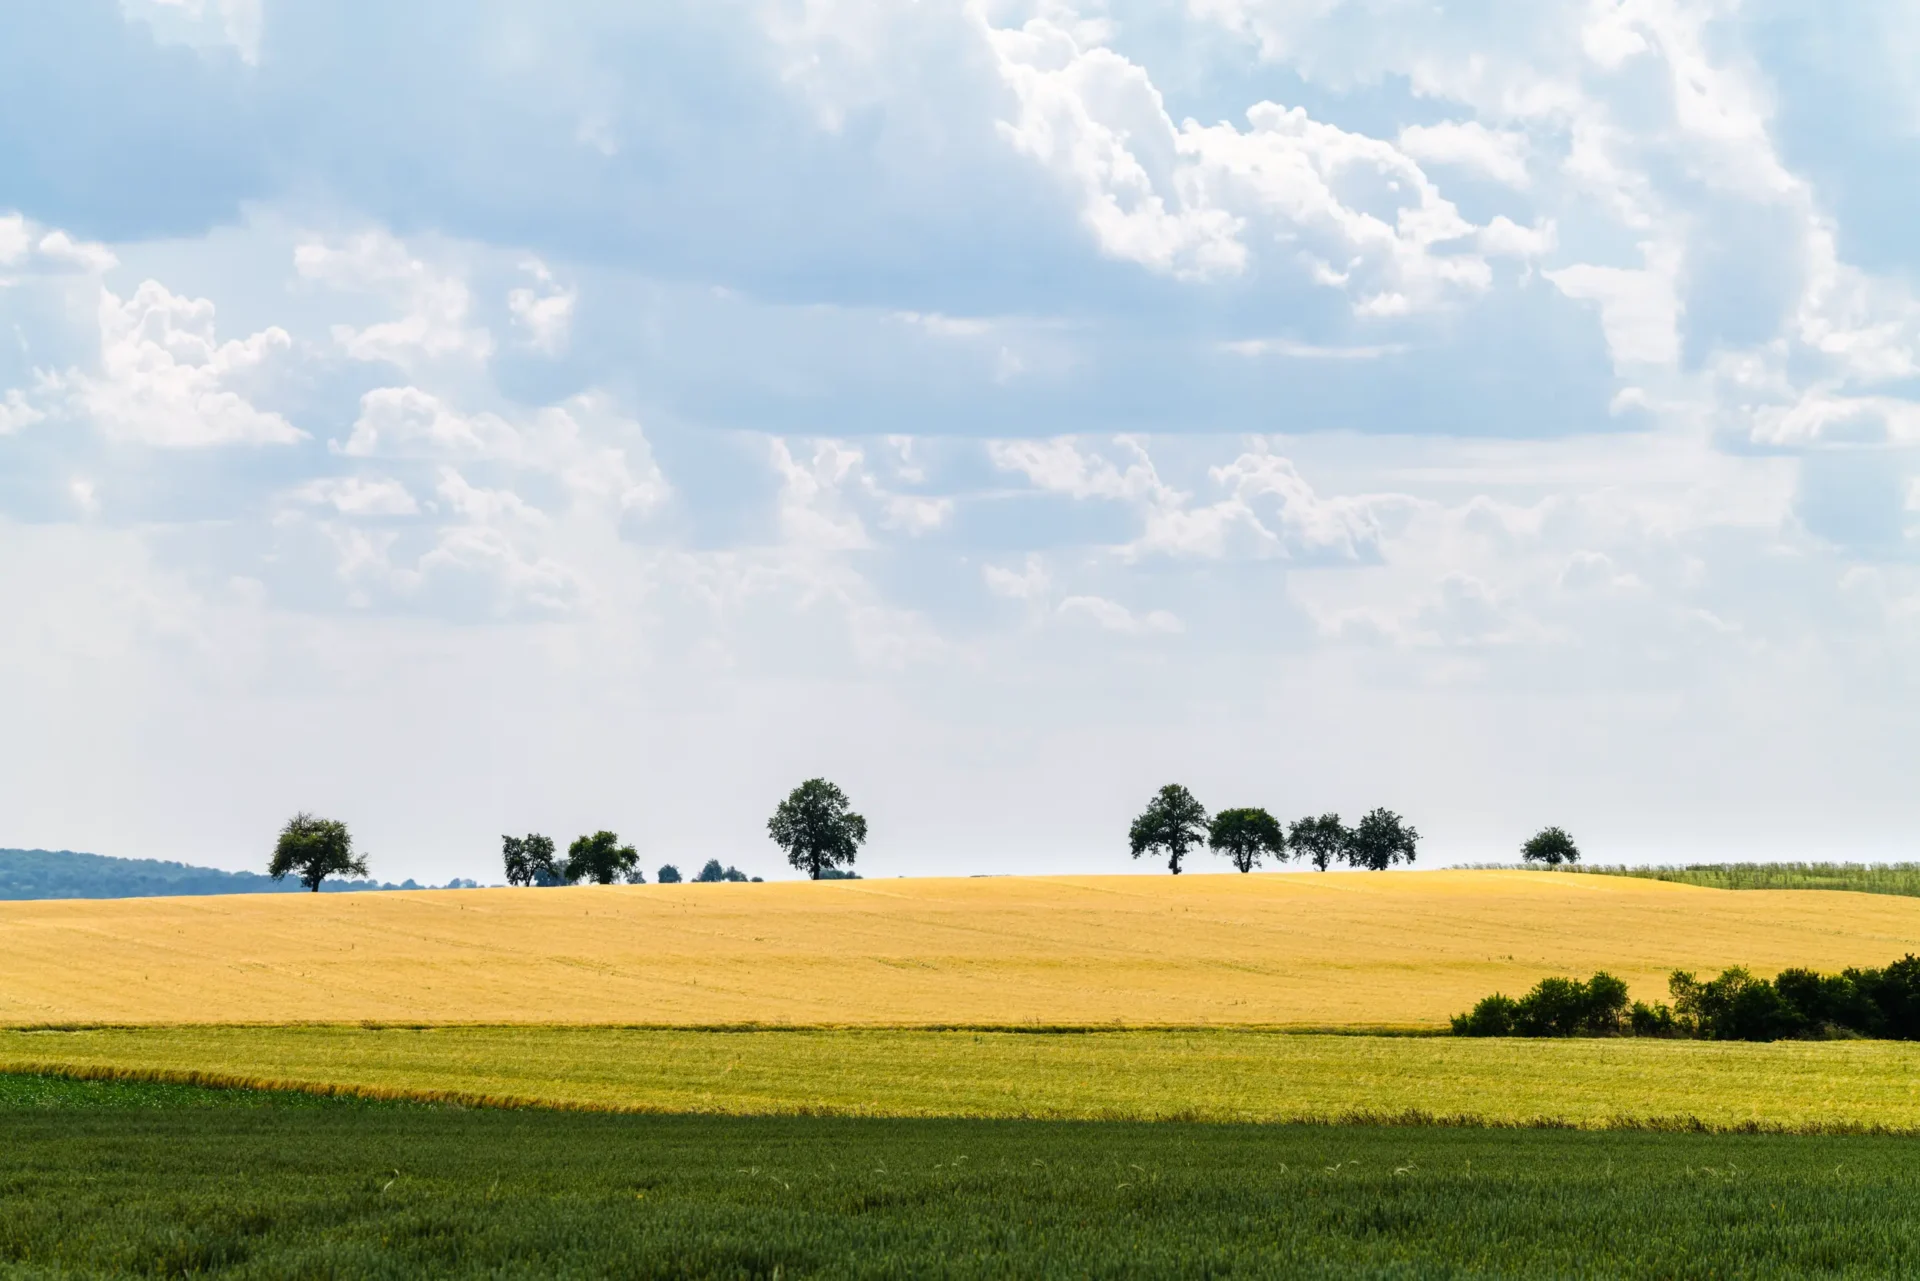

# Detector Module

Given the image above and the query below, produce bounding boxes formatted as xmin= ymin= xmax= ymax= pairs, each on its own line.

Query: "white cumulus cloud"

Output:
xmin=984 ymin=554 xmax=1050 ymax=601
xmin=984 ymin=15 xmax=1512 ymax=313
xmin=69 ymin=281 xmax=301 ymax=447
xmin=0 ymin=388 xmax=44 ymax=436
xmin=0 ymin=212 xmax=117 ymax=273
xmin=288 ymin=475 xmax=419 ymax=516
xmin=989 ymin=436 xmax=1163 ymax=502
xmin=1397 ymin=120 xmax=1531 ymax=188
xmin=434 ymin=468 xmax=547 ymax=525
xmin=295 ymin=231 xmax=493 ymax=369
xmin=1130 ymin=446 xmax=1383 ymax=563
xmin=1547 ymin=248 xmax=1684 ymax=370
xmin=507 ymin=259 xmax=577 ymax=356
xmin=339 ymin=386 xmax=516 ymax=458
xmin=771 ymin=438 xmax=872 ymax=551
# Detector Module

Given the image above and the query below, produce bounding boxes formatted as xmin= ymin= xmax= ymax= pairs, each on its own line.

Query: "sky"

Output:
xmin=4 ymin=0 xmax=1920 ymax=883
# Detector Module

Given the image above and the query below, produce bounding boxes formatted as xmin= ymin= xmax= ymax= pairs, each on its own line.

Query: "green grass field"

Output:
xmin=8 ymin=1026 xmax=1920 ymax=1132
xmin=1561 ymin=862 xmax=1920 ymax=899
xmin=5 ymin=1073 xmax=1920 ymax=1279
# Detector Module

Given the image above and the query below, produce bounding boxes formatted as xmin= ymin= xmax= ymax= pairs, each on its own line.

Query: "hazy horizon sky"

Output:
xmin=5 ymin=1 xmax=1920 ymax=882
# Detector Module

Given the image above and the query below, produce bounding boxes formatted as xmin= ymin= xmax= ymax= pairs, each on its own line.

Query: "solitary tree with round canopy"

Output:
xmin=768 ymin=778 xmax=868 ymax=879
xmin=268 ymin=813 xmax=368 ymax=892
xmin=1521 ymin=825 xmax=1581 ymax=866
xmin=1129 ymin=784 xmax=1209 ymax=875
xmin=1208 ymin=807 xmax=1287 ymax=873
xmin=1344 ymin=808 xmax=1420 ymax=871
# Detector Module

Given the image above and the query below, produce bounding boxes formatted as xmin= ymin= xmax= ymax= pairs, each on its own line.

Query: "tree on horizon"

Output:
xmin=1520 ymin=826 xmax=1580 ymax=866
xmin=1129 ymin=785 xmax=1209 ymax=875
xmin=1288 ymin=814 xmax=1347 ymax=872
xmin=694 ymin=858 xmax=750 ymax=883
xmin=1208 ymin=807 xmax=1287 ymax=873
xmin=768 ymin=778 xmax=868 ymax=880
xmin=564 ymin=831 xmax=639 ymax=885
xmin=268 ymin=813 xmax=368 ymax=892
xmin=1345 ymin=808 xmax=1419 ymax=871
xmin=501 ymin=833 xmax=562 ymax=886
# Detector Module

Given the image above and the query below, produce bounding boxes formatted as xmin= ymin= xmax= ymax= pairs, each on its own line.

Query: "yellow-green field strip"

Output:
xmin=6 ymin=1026 xmax=1920 ymax=1134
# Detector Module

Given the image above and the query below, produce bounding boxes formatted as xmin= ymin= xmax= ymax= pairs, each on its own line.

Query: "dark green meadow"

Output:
xmin=4 ymin=1074 xmax=1920 ymax=1279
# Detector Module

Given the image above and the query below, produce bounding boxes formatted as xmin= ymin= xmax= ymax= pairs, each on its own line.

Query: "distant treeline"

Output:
xmin=1454 ymin=957 xmax=1920 ymax=1042
xmin=499 ymin=778 xmax=870 ymax=887
xmin=501 ymin=834 xmax=775 ymax=887
xmin=1126 ymin=784 xmax=1420 ymax=875
xmin=0 ymin=848 xmax=475 ymax=902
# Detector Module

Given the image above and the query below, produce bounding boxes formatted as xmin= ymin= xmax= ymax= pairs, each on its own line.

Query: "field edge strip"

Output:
xmin=3 ymin=1062 xmax=1913 ymax=1137
xmin=0 ymin=1020 xmax=1447 ymax=1036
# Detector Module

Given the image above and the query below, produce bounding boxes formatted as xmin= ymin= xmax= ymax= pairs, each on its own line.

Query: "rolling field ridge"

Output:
xmin=5 ymin=870 xmax=1919 ymax=1027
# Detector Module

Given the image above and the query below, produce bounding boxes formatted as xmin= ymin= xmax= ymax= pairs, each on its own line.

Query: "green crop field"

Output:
xmin=8 ymin=1025 xmax=1920 ymax=1132
xmin=5 ymin=1073 xmax=1920 ymax=1279
xmin=1560 ymin=862 xmax=1920 ymax=899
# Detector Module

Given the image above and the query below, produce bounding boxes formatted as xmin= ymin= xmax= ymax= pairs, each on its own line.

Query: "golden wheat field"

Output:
xmin=7 ymin=1026 xmax=1920 ymax=1131
xmin=3 ymin=870 xmax=1918 ymax=1027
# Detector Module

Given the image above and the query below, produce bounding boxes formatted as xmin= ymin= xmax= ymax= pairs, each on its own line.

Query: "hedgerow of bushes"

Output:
xmin=1453 ymin=956 xmax=1920 ymax=1042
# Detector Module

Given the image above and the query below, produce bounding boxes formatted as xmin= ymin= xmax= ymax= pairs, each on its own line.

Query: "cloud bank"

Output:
xmin=3 ymin=1 xmax=1919 ymax=879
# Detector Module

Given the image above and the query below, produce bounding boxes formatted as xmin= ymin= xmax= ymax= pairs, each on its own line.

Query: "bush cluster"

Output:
xmin=1453 ymin=956 xmax=1920 ymax=1042
xmin=1450 ymin=972 xmax=1630 ymax=1037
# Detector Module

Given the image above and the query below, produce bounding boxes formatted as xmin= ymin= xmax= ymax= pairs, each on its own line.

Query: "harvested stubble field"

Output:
xmin=4 ymin=870 xmax=1919 ymax=1027
xmin=8 ymin=1026 xmax=1920 ymax=1131
xmin=9 ymin=1075 xmax=1920 ymax=1280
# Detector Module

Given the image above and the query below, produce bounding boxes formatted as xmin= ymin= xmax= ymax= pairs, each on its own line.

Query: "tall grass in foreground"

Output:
xmin=1555 ymin=862 xmax=1920 ymax=898
xmin=6 ymin=1074 xmax=1920 ymax=1279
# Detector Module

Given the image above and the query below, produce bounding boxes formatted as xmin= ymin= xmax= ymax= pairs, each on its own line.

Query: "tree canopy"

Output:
xmin=268 ymin=813 xmax=368 ymax=892
xmin=501 ymin=833 xmax=561 ymax=887
xmin=1128 ymin=784 xmax=1209 ymax=875
xmin=1288 ymin=814 xmax=1348 ymax=872
xmin=564 ymin=831 xmax=638 ymax=885
xmin=656 ymin=864 xmax=683 ymax=884
xmin=1521 ymin=826 xmax=1580 ymax=867
xmin=1208 ymin=808 xmax=1286 ymax=873
xmin=1345 ymin=808 xmax=1419 ymax=871
xmin=694 ymin=859 xmax=750 ymax=883
xmin=768 ymin=778 xmax=868 ymax=879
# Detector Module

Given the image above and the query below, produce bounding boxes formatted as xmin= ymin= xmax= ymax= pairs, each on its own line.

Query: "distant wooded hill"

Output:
xmin=0 ymin=848 xmax=472 ymax=901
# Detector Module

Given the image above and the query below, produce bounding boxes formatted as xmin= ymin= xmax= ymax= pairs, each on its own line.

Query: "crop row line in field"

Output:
xmin=0 ymin=1019 xmax=1447 ymax=1035
xmin=7 ymin=1060 xmax=1920 ymax=1138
